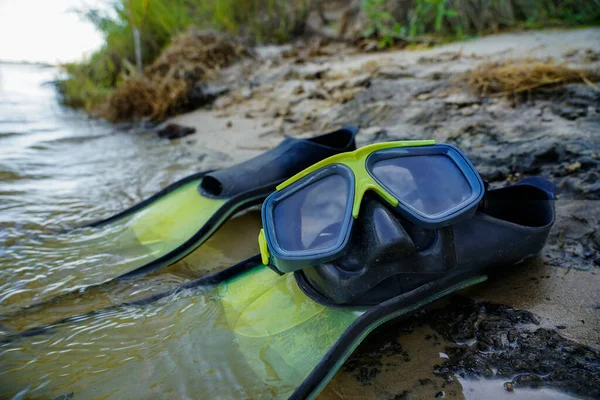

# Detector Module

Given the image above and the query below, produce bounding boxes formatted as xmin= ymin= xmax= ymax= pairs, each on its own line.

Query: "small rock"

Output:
xmin=240 ymin=87 xmax=253 ymax=99
xmin=332 ymin=88 xmax=361 ymax=103
xmin=444 ymin=93 xmax=481 ymax=107
xmin=504 ymin=382 xmax=514 ymax=392
xmin=346 ymin=73 xmax=372 ymax=88
xmin=307 ymin=88 xmax=331 ymax=100
xmin=419 ymin=51 xmax=461 ymax=64
xmin=417 ymin=93 xmax=435 ymax=101
xmin=460 ymin=107 xmax=476 ymax=116
xmin=156 ymin=123 xmax=196 ymax=140
xmin=435 ymin=391 xmax=445 ymax=398
xmin=324 ymin=73 xmax=371 ymax=93
xmin=323 ymin=80 xmax=345 ymax=92
xmin=512 ymin=373 xmax=544 ymax=389
xmin=273 ymin=102 xmax=292 ymax=117
xmin=292 ymin=64 xmax=329 ymax=80
xmin=377 ymin=66 xmax=414 ymax=79
xmin=274 ymin=117 xmax=285 ymax=133
xmin=564 ymin=162 xmax=581 ymax=174
xmin=564 ymin=49 xmax=579 ymax=58
xmin=187 ymin=83 xmax=229 ymax=109
xmin=361 ymin=40 xmax=379 ymax=53
xmin=426 ymin=71 xmax=453 ymax=80
xmin=292 ymin=85 xmax=305 ymax=95
xmin=552 ymin=104 xmax=587 ymax=120
xmin=226 ymin=121 xmax=233 ymax=128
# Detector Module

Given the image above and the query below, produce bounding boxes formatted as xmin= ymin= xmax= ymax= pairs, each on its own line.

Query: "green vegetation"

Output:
xmin=362 ymin=0 xmax=600 ymax=47
xmin=362 ymin=0 xmax=402 ymax=48
xmin=60 ymin=0 xmax=600 ymax=119
xmin=58 ymin=0 xmax=310 ymax=113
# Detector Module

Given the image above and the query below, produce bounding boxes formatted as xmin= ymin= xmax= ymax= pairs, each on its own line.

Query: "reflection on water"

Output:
xmin=458 ymin=378 xmax=579 ymax=400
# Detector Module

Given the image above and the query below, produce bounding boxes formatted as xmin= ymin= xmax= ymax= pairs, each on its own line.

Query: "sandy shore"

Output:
xmin=168 ymin=27 xmax=600 ymax=155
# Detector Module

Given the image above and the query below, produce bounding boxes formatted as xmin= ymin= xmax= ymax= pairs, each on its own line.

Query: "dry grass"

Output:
xmin=465 ymin=59 xmax=599 ymax=97
xmin=100 ymin=29 xmax=247 ymax=122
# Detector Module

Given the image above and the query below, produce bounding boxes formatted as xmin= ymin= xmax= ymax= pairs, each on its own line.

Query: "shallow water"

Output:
xmin=0 ymin=63 xmax=261 ymax=319
xmin=0 ymin=266 xmax=360 ymax=400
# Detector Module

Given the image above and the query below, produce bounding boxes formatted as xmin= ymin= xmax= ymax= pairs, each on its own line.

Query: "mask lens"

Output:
xmin=371 ymin=154 xmax=471 ymax=216
xmin=273 ymin=174 xmax=349 ymax=253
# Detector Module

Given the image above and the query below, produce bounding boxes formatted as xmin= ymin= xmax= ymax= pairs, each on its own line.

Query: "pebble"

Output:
xmin=444 ymin=92 xmax=481 ymax=107
xmin=156 ymin=123 xmax=196 ymax=140
xmin=377 ymin=66 xmax=415 ymax=79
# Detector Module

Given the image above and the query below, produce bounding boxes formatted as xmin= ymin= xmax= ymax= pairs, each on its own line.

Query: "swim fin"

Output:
xmin=0 ymin=127 xmax=357 ymax=313
xmin=0 ymin=178 xmax=555 ymax=400
xmin=83 ymin=126 xmax=358 ymax=279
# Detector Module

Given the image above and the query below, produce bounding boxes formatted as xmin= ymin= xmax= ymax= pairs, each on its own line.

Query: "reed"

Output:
xmin=99 ymin=29 xmax=246 ymax=121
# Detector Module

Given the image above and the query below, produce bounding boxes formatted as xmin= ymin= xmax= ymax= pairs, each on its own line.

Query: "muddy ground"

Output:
xmin=163 ymin=28 xmax=600 ymax=399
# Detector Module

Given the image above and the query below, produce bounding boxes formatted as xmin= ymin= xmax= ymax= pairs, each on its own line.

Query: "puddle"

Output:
xmin=459 ymin=377 xmax=580 ymax=400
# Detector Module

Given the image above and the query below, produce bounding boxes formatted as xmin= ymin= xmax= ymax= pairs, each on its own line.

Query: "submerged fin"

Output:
xmin=0 ymin=260 xmax=486 ymax=400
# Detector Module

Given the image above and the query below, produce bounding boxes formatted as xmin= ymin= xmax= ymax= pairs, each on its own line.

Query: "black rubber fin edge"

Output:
xmin=198 ymin=126 xmax=359 ymax=199
xmin=514 ymin=176 xmax=556 ymax=200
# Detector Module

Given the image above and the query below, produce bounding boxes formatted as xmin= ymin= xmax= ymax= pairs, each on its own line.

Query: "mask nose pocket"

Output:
xmin=361 ymin=198 xmax=417 ymax=268
xmin=330 ymin=195 xmax=416 ymax=274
